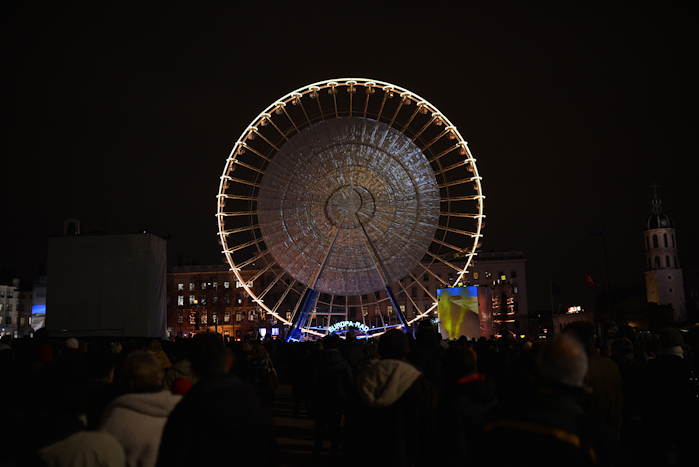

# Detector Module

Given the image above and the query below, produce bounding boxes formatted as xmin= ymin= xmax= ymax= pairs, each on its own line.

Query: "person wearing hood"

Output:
xmin=351 ymin=329 xmax=436 ymax=467
xmin=641 ymin=327 xmax=698 ymax=465
xmin=100 ymin=350 xmax=181 ymax=467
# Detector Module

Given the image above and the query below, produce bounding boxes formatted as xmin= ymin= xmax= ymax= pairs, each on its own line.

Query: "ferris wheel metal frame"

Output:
xmin=216 ymin=78 xmax=485 ymax=339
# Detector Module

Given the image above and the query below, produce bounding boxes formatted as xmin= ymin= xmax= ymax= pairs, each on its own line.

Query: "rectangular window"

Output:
xmin=189 ymin=283 xmax=195 ymax=291
xmin=177 ymin=296 xmax=184 ymax=306
xmin=189 ymin=295 xmax=195 ymax=305
xmin=178 ymin=283 xmax=184 ymax=291
xmin=286 ymin=312 xmax=291 ymax=321
xmin=177 ymin=313 xmax=183 ymax=323
xmin=224 ymin=295 xmax=230 ymax=304
xmin=201 ymin=314 xmax=207 ymax=325
xmin=201 ymin=282 xmax=207 ymax=290
xmin=237 ymin=295 xmax=243 ymax=305
xmin=236 ymin=312 xmax=242 ymax=322
xmin=189 ymin=314 xmax=196 ymax=324
xmin=213 ymin=282 xmax=218 ymax=288
xmin=236 ymin=280 xmax=253 ymax=288
xmin=224 ymin=312 xmax=230 ymax=323
xmin=224 ymin=282 xmax=230 ymax=289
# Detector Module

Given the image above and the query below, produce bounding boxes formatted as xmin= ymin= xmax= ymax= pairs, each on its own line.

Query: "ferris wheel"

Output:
xmin=216 ymin=78 xmax=484 ymax=340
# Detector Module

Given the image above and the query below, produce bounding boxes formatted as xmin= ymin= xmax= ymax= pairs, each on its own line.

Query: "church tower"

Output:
xmin=643 ymin=186 xmax=685 ymax=322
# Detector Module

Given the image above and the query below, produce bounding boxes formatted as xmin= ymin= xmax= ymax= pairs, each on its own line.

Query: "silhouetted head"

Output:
xmin=378 ymin=329 xmax=409 ymax=360
xmin=563 ymin=321 xmax=596 ymax=355
xmin=123 ymin=351 xmax=163 ymax=392
xmin=537 ymin=334 xmax=588 ymax=387
xmin=323 ymin=334 xmax=341 ymax=349
xmin=190 ymin=332 xmax=232 ymax=379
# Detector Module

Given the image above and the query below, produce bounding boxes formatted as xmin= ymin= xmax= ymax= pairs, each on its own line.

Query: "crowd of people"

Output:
xmin=0 ymin=321 xmax=697 ymax=466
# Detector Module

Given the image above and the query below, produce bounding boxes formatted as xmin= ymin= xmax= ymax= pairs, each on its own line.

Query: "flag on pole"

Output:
xmin=584 ymin=272 xmax=596 ymax=288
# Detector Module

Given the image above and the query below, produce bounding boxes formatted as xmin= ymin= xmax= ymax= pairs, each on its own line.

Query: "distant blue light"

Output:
xmin=437 ymin=286 xmax=478 ymax=297
xmin=32 ymin=304 xmax=46 ymax=315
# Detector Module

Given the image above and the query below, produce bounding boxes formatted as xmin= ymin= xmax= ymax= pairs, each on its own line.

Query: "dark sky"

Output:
xmin=3 ymin=4 xmax=698 ymax=309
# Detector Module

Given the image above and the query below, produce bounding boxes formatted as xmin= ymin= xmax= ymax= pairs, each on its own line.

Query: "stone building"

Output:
xmin=643 ymin=188 xmax=685 ymax=322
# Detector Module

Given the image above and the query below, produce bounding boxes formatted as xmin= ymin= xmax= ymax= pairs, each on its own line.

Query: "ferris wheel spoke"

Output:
xmin=422 ymin=127 xmax=452 ymax=151
xmin=437 ymin=224 xmax=481 ymax=237
xmin=311 ymin=90 xmax=325 ymax=121
xmin=424 ymin=250 xmax=463 ymax=273
xmin=442 ymin=195 xmax=484 ymax=202
xmin=408 ymin=272 xmax=437 ymax=303
xmin=242 ymin=142 xmax=272 ymax=162
xmin=231 ymin=158 xmax=265 ymax=175
xmin=430 ymin=237 xmax=467 ymax=254
xmin=252 ymin=129 xmax=280 ymax=152
xmin=396 ymin=281 xmax=421 ymax=319
xmin=267 ymin=117 xmax=289 ymax=142
xmin=281 ymin=106 xmax=300 ymax=135
xmin=376 ymin=91 xmax=389 ymax=121
xmin=399 ymin=105 xmax=420 ymax=132
xmin=217 ymin=194 xmax=257 ymax=202
xmin=236 ymin=248 xmax=271 ymax=269
xmin=223 ymin=237 xmax=264 ymax=253
xmin=411 ymin=115 xmax=437 ymax=142
xmin=428 ymin=143 xmax=461 ymax=163
xmin=270 ymin=278 xmax=297 ymax=314
xmin=440 ymin=211 xmax=484 ymax=219
xmin=217 ymin=211 xmax=256 ymax=217
xmin=222 ymin=175 xmax=260 ymax=188
xmin=256 ymin=268 xmax=287 ymax=300
xmin=362 ymin=87 xmax=372 ymax=118
xmin=415 ymin=261 xmax=449 ymax=286
xmin=438 ymin=176 xmax=482 ymax=188
xmin=220 ymin=224 xmax=260 ymax=236
xmin=388 ymin=96 xmax=407 ymax=127
xmin=434 ymin=160 xmax=473 ymax=176
xmin=293 ymin=95 xmax=312 ymax=127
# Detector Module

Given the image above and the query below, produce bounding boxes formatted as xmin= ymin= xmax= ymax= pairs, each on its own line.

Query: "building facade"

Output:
xmin=643 ymin=189 xmax=685 ymax=322
xmin=168 ymin=250 xmax=528 ymax=340
xmin=0 ymin=279 xmax=20 ymax=337
xmin=166 ymin=265 xmax=282 ymax=340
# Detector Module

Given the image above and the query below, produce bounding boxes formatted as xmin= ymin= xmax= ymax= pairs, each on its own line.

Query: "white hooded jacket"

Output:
xmin=357 ymin=359 xmax=421 ymax=408
xmin=101 ymin=390 xmax=181 ymax=467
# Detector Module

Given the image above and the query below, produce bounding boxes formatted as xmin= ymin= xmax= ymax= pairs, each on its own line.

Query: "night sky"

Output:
xmin=3 ymin=4 xmax=698 ymax=310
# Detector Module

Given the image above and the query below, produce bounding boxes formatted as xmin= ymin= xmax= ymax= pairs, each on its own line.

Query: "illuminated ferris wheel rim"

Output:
xmin=216 ymin=78 xmax=485 ymax=338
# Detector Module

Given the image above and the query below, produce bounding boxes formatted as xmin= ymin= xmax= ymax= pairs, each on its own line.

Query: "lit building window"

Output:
xmin=189 ymin=283 xmax=195 ymax=291
xmin=201 ymin=283 xmax=207 ymax=290
xmin=177 ymin=283 xmax=184 ymax=291
xmin=189 ymin=295 xmax=196 ymax=305
xmin=224 ymin=295 xmax=230 ymax=304
xmin=201 ymin=314 xmax=207 ymax=325
xmin=224 ymin=312 xmax=230 ymax=323
xmin=177 ymin=296 xmax=184 ymax=306
xmin=224 ymin=282 xmax=230 ymax=289
xmin=236 ymin=312 xmax=242 ymax=322
xmin=189 ymin=314 xmax=195 ymax=324
xmin=286 ymin=312 xmax=291 ymax=321
xmin=237 ymin=296 xmax=243 ymax=305
xmin=213 ymin=282 xmax=218 ymax=288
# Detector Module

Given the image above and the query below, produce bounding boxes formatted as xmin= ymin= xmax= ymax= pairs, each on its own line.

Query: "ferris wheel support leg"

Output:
xmin=286 ymin=289 xmax=319 ymax=342
xmin=385 ymin=286 xmax=410 ymax=332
